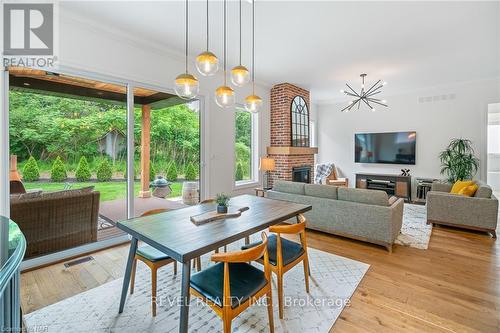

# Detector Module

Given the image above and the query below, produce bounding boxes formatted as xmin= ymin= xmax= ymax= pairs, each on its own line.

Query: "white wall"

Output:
xmin=57 ymin=13 xmax=270 ymax=198
xmin=317 ymin=78 xmax=500 ymax=185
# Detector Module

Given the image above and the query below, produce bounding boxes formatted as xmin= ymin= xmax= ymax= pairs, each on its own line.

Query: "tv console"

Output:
xmin=355 ymin=173 xmax=411 ymax=202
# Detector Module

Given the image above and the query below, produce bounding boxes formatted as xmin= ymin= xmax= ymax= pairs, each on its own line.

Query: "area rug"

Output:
xmin=24 ymin=242 xmax=369 ymax=333
xmin=395 ymin=204 xmax=432 ymax=249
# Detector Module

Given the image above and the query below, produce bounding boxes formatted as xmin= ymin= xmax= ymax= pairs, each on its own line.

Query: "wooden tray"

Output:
xmin=190 ymin=206 xmax=249 ymax=226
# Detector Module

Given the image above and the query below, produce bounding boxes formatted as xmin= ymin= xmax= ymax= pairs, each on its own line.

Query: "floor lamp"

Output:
xmin=259 ymin=157 xmax=275 ymax=190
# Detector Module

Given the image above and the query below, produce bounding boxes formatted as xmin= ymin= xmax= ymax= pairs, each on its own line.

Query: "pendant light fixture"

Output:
xmin=340 ymin=74 xmax=387 ymax=112
xmin=195 ymin=0 xmax=219 ymax=76
xmin=244 ymin=0 xmax=262 ymax=113
xmin=230 ymin=0 xmax=250 ymax=87
xmin=215 ymin=0 xmax=235 ymax=109
xmin=174 ymin=0 xmax=199 ymax=100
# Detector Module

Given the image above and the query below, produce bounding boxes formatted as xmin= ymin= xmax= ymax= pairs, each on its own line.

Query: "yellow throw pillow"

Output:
xmin=458 ymin=184 xmax=479 ymax=197
xmin=450 ymin=180 xmax=474 ymax=194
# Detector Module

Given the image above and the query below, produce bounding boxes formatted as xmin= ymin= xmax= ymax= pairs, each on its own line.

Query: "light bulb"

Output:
xmin=382 ymin=81 xmax=387 ymax=86
xmin=340 ymin=89 xmax=345 ymax=93
xmin=215 ymin=85 xmax=235 ymax=109
xmin=195 ymin=51 xmax=219 ymax=76
xmin=244 ymin=94 xmax=262 ymax=113
xmin=230 ymin=65 xmax=250 ymax=87
xmin=371 ymin=108 xmax=376 ymax=112
xmin=174 ymin=73 xmax=199 ymax=100
xmin=382 ymin=100 xmax=387 ymax=104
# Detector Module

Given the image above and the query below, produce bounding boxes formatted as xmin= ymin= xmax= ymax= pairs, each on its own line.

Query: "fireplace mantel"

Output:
xmin=267 ymin=146 xmax=318 ymax=155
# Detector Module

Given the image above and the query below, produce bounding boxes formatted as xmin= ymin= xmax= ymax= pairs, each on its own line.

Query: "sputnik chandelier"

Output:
xmin=340 ymin=74 xmax=387 ymax=112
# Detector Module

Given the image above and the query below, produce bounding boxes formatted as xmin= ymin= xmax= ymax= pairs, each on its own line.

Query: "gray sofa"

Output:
xmin=427 ymin=181 xmax=498 ymax=238
xmin=267 ymin=181 xmax=404 ymax=252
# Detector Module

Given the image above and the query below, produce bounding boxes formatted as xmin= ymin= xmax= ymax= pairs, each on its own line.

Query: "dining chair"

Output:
xmin=190 ymin=232 xmax=274 ymax=333
xmin=129 ymin=208 xmax=189 ymax=317
xmin=243 ymin=214 xmax=310 ymax=319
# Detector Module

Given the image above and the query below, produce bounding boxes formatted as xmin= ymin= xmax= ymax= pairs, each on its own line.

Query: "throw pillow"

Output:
xmin=450 ymin=180 xmax=474 ymax=194
xmin=458 ymin=184 xmax=479 ymax=197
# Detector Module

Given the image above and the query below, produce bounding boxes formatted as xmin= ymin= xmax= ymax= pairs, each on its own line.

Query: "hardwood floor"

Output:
xmin=20 ymin=225 xmax=500 ymax=332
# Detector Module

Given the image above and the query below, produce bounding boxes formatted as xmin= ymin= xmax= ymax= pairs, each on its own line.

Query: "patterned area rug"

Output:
xmin=24 ymin=241 xmax=369 ymax=333
xmin=395 ymin=204 xmax=432 ymax=249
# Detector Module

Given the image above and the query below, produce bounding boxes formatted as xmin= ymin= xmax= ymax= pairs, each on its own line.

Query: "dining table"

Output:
xmin=116 ymin=194 xmax=312 ymax=333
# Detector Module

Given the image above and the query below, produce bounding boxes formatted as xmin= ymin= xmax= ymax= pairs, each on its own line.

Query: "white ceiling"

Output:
xmin=61 ymin=1 xmax=500 ymax=104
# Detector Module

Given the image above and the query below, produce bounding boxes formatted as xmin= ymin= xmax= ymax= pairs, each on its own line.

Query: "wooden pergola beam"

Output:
xmin=139 ymin=104 xmax=151 ymax=198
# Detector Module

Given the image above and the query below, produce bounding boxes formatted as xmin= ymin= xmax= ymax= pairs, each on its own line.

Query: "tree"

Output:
xmin=75 ymin=156 xmax=91 ymax=181
xmin=22 ymin=156 xmax=40 ymax=181
xmin=235 ymin=163 xmax=244 ymax=181
xmin=150 ymin=163 xmax=157 ymax=181
xmin=166 ymin=162 xmax=178 ymax=181
xmin=185 ymin=163 xmax=197 ymax=181
xmin=50 ymin=156 xmax=67 ymax=182
xmin=96 ymin=159 xmax=113 ymax=182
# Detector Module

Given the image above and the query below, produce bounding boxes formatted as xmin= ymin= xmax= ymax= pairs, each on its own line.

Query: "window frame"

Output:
xmin=290 ymin=96 xmax=310 ymax=147
xmin=234 ymin=106 xmax=259 ymax=189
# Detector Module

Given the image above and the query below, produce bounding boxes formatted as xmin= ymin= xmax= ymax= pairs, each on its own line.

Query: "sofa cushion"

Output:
xmin=337 ymin=187 xmax=389 ymax=206
xmin=304 ymin=184 xmax=338 ymax=199
xmin=273 ymin=181 xmax=305 ymax=195
xmin=475 ymin=185 xmax=493 ymax=198
xmin=458 ymin=184 xmax=478 ymax=197
xmin=450 ymin=180 xmax=475 ymax=194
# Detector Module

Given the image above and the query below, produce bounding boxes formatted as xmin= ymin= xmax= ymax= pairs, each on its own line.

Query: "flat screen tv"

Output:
xmin=355 ymin=131 xmax=416 ymax=165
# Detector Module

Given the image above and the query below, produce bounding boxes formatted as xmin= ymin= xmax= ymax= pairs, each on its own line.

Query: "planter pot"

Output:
xmin=217 ymin=205 xmax=228 ymax=214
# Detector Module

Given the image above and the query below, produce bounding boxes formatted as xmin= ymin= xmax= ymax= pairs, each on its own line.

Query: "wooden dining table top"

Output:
xmin=117 ymin=194 xmax=312 ymax=263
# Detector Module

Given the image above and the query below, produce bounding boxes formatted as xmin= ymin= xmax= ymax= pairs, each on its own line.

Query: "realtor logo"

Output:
xmin=4 ymin=3 xmax=54 ymax=56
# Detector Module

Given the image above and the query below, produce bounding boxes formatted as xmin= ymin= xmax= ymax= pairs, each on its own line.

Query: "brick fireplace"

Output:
xmin=267 ymin=83 xmax=318 ymax=187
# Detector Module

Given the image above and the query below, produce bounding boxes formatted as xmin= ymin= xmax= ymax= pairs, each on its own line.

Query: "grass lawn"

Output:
xmin=24 ymin=181 xmax=184 ymax=202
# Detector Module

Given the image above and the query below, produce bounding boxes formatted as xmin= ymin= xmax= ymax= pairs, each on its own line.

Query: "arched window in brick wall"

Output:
xmin=291 ymin=96 xmax=310 ymax=147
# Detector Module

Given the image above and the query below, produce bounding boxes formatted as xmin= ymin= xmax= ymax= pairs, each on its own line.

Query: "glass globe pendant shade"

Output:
xmin=195 ymin=51 xmax=219 ymax=76
xmin=215 ymin=85 xmax=235 ymax=109
xmin=230 ymin=65 xmax=251 ymax=87
xmin=174 ymin=73 xmax=199 ymax=100
xmin=244 ymin=94 xmax=262 ymax=113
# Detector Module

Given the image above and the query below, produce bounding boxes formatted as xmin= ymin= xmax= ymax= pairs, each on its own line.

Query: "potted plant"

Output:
xmin=215 ymin=193 xmax=230 ymax=214
xmin=439 ymin=138 xmax=479 ymax=183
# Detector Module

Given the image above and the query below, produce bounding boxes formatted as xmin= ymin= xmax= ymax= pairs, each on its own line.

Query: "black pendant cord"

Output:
xmin=206 ymin=0 xmax=209 ymax=51
xmin=239 ymin=0 xmax=242 ymax=65
xmin=185 ymin=0 xmax=188 ymax=73
xmin=252 ymin=0 xmax=255 ymax=93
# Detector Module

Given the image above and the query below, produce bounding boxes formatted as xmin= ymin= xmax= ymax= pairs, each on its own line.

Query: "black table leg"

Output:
xmin=118 ymin=237 xmax=138 ymax=313
xmin=179 ymin=261 xmax=191 ymax=333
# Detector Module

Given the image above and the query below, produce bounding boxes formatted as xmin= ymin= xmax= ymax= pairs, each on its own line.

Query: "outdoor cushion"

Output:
xmin=242 ymin=234 xmax=304 ymax=266
xmin=337 ymin=187 xmax=389 ymax=206
xmin=136 ymin=245 xmax=171 ymax=261
xmin=273 ymin=181 xmax=305 ymax=195
xmin=304 ymin=184 xmax=338 ymax=200
xmin=190 ymin=262 xmax=267 ymax=308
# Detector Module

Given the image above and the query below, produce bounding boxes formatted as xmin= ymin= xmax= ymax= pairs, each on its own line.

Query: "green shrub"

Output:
xmin=96 ymin=159 xmax=113 ymax=182
xmin=235 ymin=163 xmax=244 ymax=181
xmin=75 ymin=156 xmax=91 ymax=181
xmin=50 ymin=156 xmax=67 ymax=182
xmin=185 ymin=163 xmax=197 ymax=181
xmin=123 ymin=161 xmax=139 ymax=180
xmin=22 ymin=156 xmax=40 ymax=181
xmin=166 ymin=162 xmax=178 ymax=181
xmin=150 ymin=163 xmax=157 ymax=181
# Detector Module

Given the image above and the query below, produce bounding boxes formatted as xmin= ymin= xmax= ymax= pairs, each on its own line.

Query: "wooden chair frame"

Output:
xmin=190 ymin=232 xmax=274 ymax=333
xmin=266 ymin=214 xmax=310 ymax=319
xmin=129 ymin=208 xmax=181 ymax=317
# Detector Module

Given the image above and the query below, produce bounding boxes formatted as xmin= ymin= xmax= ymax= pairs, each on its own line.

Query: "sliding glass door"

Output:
xmin=2 ymin=67 xmax=205 ymax=265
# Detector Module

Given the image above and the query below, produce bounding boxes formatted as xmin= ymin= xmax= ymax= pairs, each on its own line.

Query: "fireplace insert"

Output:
xmin=292 ymin=166 xmax=311 ymax=183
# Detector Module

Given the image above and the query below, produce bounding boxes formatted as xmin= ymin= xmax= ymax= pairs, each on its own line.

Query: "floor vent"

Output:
xmin=64 ymin=256 xmax=94 ymax=268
